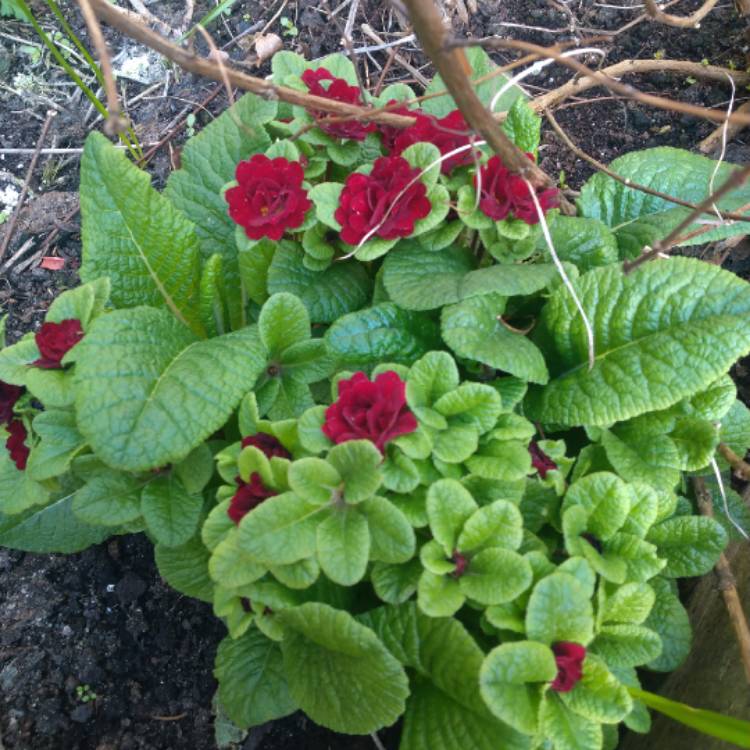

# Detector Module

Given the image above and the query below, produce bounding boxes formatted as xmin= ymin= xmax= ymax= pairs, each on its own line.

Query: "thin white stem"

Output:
xmin=524 ymin=178 xmax=596 ymax=370
xmin=710 ymin=456 xmax=749 ymax=540
xmin=708 ymin=72 xmax=735 ymax=223
xmin=489 ymin=48 xmax=606 ymax=112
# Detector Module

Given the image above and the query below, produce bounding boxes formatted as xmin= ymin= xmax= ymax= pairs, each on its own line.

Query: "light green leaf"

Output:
xmin=417 ymin=569 xmax=464 ymax=617
xmin=526 ymin=572 xmax=595 ymax=645
xmin=544 ymin=216 xmax=618 ymax=271
xmin=457 ymin=500 xmax=523 ymax=552
xmin=479 ymin=641 xmax=557 ymax=735
xmin=592 ymin=624 xmax=662 ymax=668
xmin=26 ymin=410 xmax=85 ymax=482
xmin=563 ymin=655 xmax=633 ymax=723
xmin=174 ymin=443 xmax=214 ymax=495
xmin=316 ymin=507 xmax=370 ymax=585
xmin=199 ymin=253 xmax=226 ymax=337
xmin=259 ymin=292 xmax=310 ymax=356
xmin=646 ymin=516 xmax=727 ymax=577
xmin=327 ymin=440 xmax=382 ymax=504
xmin=279 ymin=603 xmax=409 ymax=733
xmin=155 ymin=536 xmax=214 ymax=602
xmin=427 ymin=479 xmax=478 ymax=553
xmin=215 ymin=628 xmax=296 ymax=729
xmin=527 ymin=258 xmax=750 ymax=426
xmin=325 ymin=303 xmax=441 ymax=366
xmin=359 ymin=495 xmax=415 ymax=563
xmin=563 ymin=473 xmax=631 ymax=541
xmin=80 ymin=132 xmax=203 ymax=335
xmin=540 ymin=695 xmax=603 ymax=750
xmin=209 ymin=528 xmax=267 ymax=588
xmin=73 ymin=473 xmax=142 ymax=527
xmin=600 ymin=582 xmax=655 ymax=625
xmin=308 ymin=182 xmax=343 ymax=230
xmin=460 ymin=548 xmax=532 ymax=604
xmin=669 ymin=417 xmax=718 ymax=470
xmin=441 ymin=294 xmax=549 ymax=384
xmin=371 ymin=558 xmax=422 ymax=604
xmin=74 ymin=308 xmax=265 ymax=471
xmin=238 ymin=234 xmax=276 ymax=305
xmin=267 ymin=243 xmax=372 ymax=323
xmin=141 ymin=474 xmax=203 ymax=547
xmin=165 ymin=93 xmax=275 ymax=326
xmin=643 ymin=577 xmax=691 ymax=672
xmin=501 ymin=97 xmax=541 ymax=154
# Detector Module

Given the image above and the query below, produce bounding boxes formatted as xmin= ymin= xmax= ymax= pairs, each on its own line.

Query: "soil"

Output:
xmin=1 ymin=0 xmax=750 ymax=748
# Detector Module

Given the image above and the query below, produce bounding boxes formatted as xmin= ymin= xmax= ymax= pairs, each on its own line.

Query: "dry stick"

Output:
xmin=544 ymin=107 xmax=750 ymax=222
xmin=360 ymin=24 xmax=429 ymax=87
xmin=401 ymin=0 xmax=561 ymax=192
xmin=76 ymin=0 xmax=128 ymax=135
xmin=86 ymin=0 xmax=416 ymax=128
xmin=643 ymin=0 xmax=720 ymax=28
xmin=623 ymin=164 xmax=750 ymax=272
xmin=718 ymin=443 xmax=750 ymax=482
xmin=0 ymin=110 xmax=56 ymax=264
xmin=463 ymin=38 xmax=750 ymax=126
xmin=693 ymin=476 xmax=750 ymax=686
xmin=699 ymin=100 xmax=750 ymax=154
xmin=669 ymin=199 xmax=750 ymax=245
xmin=194 ymin=25 xmax=235 ymax=107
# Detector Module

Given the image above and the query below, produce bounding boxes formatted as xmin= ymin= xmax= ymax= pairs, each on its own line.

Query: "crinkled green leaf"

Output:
xmin=80 ymin=132 xmax=203 ymax=335
xmin=460 ymin=547 xmax=532 ymax=605
xmin=600 ymin=582 xmax=655 ymax=625
xmin=427 ymin=478 xmax=478 ymax=553
xmin=26 ymin=410 xmax=85 ymax=482
xmin=563 ymin=473 xmax=631 ymax=541
xmin=501 ymin=97 xmax=541 ymax=154
xmin=74 ymin=307 xmax=265 ymax=472
xmin=215 ymin=628 xmax=296 ymax=729
xmin=560 ymin=655 xmax=632 ymax=724
xmin=371 ymin=558 xmax=422 ymax=604
xmin=209 ymin=528 xmax=267 ymax=588
xmin=155 ymin=536 xmax=213 ymax=602
xmin=540 ymin=695 xmax=603 ymax=750
xmin=316 ymin=507 xmax=370 ymax=585
xmin=458 ymin=500 xmax=523 ymax=552
xmin=527 ymin=258 xmax=750 ymax=426
xmin=259 ymin=292 xmax=310 ymax=356
xmin=592 ymin=624 xmax=662 ymax=668
xmin=327 ymin=440 xmax=382 ymax=504
xmin=360 ymin=495 xmax=415 ymax=563
xmin=72 ymin=473 xmax=142 ymax=527
xmin=526 ymin=572 xmax=595 ymax=645
xmin=279 ymin=602 xmax=409 ymax=734
xmin=646 ymin=516 xmax=727 ymax=577
xmin=326 ymin=303 xmax=441 ymax=366
xmin=141 ymin=474 xmax=203 ymax=547
xmin=643 ymin=577 xmax=691 ymax=671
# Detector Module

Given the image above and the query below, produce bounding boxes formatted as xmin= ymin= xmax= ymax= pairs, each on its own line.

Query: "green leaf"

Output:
xmin=174 ymin=443 xmax=214 ymax=495
xmin=26 ymin=410 xmax=85 ymax=482
xmin=199 ymin=253 xmax=226 ymax=337
xmin=327 ymin=440 xmax=383 ymax=504
xmin=630 ymin=687 xmax=750 ymax=749
xmin=215 ymin=629 xmax=296 ymax=728
xmin=80 ymin=132 xmax=203 ymax=335
xmin=74 ymin=308 xmax=265 ymax=471
xmin=209 ymin=528 xmax=267 ymax=588
xmin=0 ymin=493 xmax=109 ymax=553
xmin=599 ymin=582 xmax=655 ymax=625
xmin=501 ymin=97 xmax=541 ymax=154
xmin=258 ymin=292 xmax=310 ymax=356
xmin=141 ymin=474 xmax=203 ymax=547
xmin=643 ymin=577 xmax=691 ymax=672
xmin=325 ymin=303 xmax=441 ymax=366
xmin=73 ymin=473 xmax=142 ymax=527
xmin=540 ymin=695 xmax=603 ymax=750
xmin=460 ymin=548 xmax=532 ymax=604
xmin=279 ymin=603 xmax=409 ymax=733
xmin=441 ymin=294 xmax=549 ymax=384
xmin=669 ymin=417 xmax=718 ymax=471
xmin=155 ymin=536 xmax=214 ymax=602
xmin=427 ymin=478 xmax=477 ymax=553
xmin=309 ymin=182 xmax=343 ymax=230
xmin=563 ymin=473 xmax=631 ymax=541
xmin=592 ymin=624 xmax=662 ymax=668
xmin=316 ymin=507 xmax=370 ymax=585
xmin=646 ymin=516 xmax=727 ymax=577
xmin=238 ymin=492 xmax=324 ymax=565
xmin=238 ymin=234 xmax=276 ymax=306
xmin=457 ymin=500 xmax=523 ymax=552
xmin=422 ymin=47 xmax=524 ymax=117
xmin=479 ymin=641 xmax=557 ymax=735
xmin=359 ymin=495 xmax=415 ymax=563
xmin=371 ymin=558 xmax=422 ymax=603
xmin=527 ymin=258 xmax=750 ymax=426
xmin=526 ymin=572 xmax=595 ymax=645
xmin=417 ymin=569 xmax=464 ymax=617
xmin=579 ymin=147 xmax=750 ymax=252
xmin=165 ymin=93 xmax=274 ymax=327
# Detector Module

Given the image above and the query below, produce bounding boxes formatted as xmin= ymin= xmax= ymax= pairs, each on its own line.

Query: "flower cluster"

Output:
xmin=322 ymin=370 xmax=417 ymax=453
xmin=225 ymin=154 xmax=312 ymax=241
xmin=1 ymin=382 xmax=27 ymax=471
xmin=33 ymin=319 xmax=84 ymax=369
xmin=476 ymin=155 xmax=560 ymax=225
xmin=335 ymin=156 xmax=431 ymax=245
xmin=227 ymin=432 xmax=291 ymax=525
xmin=550 ymin=642 xmax=586 ymax=692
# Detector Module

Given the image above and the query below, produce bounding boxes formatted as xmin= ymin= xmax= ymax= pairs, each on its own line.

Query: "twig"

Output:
xmin=86 ymin=0 xmax=416 ymax=128
xmin=693 ymin=476 xmax=750 ymax=685
xmin=344 ymin=0 xmax=360 ymax=39
xmin=623 ymin=164 xmax=750 ymax=272
xmin=668 ymin=199 xmax=750 ymax=245
xmin=128 ymin=0 xmax=175 ymax=36
xmin=458 ymin=38 xmax=750 ymax=127
xmin=718 ymin=443 xmax=750 ymax=482
xmin=0 ymin=111 xmax=56 ymax=264
xmin=699 ymin=101 xmax=750 ymax=155
xmin=360 ymin=24 xmax=429 ymax=87
xmin=76 ymin=0 xmax=128 ymax=135
xmin=401 ymin=0 xmax=562 ymax=193
xmin=194 ymin=25 xmax=235 ymax=107
xmin=643 ymin=0 xmax=720 ymax=28
xmin=544 ymin=108 xmax=750 ymax=223
xmin=0 ymin=238 xmax=35 ymax=273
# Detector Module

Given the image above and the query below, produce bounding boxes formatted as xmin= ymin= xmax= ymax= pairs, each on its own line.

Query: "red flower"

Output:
xmin=241 ymin=432 xmax=291 ymax=460
xmin=322 ymin=370 xmax=417 ymax=453
xmin=33 ymin=319 xmax=84 ymax=369
xmin=476 ymin=155 xmax=560 ymax=225
xmin=451 ymin=550 xmax=468 ymax=579
xmin=0 ymin=382 xmax=24 ymax=425
xmin=6 ymin=419 xmax=29 ymax=471
xmin=301 ymin=68 xmax=376 ymax=141
xmin=550 ymin=642 xmax=586 ymax=692
xmin=334 ymin=156 xmax=431 ymax=245
xmin=227 ymin=474 xmax=277 ymax=525
xmin=529 ymin=441 xmax=557 ymax=479
xmin=378 ymin=100 xmax=419 ymax=152
xmin=392 ymin=109 xmax=474 ymax=174
xmin=225 ymin=154 xmax=312 ymax=241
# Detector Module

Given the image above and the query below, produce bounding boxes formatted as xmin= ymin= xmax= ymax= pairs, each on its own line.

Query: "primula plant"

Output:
xmin=3 ymin=48 xmax=750 ymax=750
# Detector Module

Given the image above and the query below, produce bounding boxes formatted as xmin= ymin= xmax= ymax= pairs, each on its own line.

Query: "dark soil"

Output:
xmin=1 ymin=0 xmax=749 ymax=748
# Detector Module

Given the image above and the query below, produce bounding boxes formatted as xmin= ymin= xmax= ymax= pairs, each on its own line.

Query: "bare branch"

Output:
xmin=643 ymin=0 xmax=720 ymax=28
